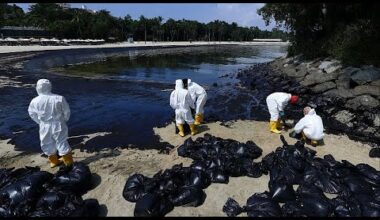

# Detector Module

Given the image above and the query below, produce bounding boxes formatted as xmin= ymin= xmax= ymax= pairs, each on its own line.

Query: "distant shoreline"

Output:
xmin=0 ymin=41 xmax=289 ymax=54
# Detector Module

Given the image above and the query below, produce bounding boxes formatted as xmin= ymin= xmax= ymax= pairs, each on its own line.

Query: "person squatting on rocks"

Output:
xmin=293 ymin=106 xmax=325 ymax=147
xmin=184 ymin=78 xmax=207 ymax=125
xmin=28 ymin=79 xmax=74 ymax=168
xmin=266 ymin=92 xmax=299 ymax=134
xmin=170 ymin=79 xmax=197 ymax=137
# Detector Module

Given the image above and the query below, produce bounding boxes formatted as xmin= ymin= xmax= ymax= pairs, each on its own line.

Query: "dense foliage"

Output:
xmin=0 ymin=3 xmax=288 ymax=42
xmin=258 ymin=3 xmax=380 ymax=67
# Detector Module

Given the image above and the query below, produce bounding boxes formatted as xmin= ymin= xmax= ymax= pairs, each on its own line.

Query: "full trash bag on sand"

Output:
xmin=134 ymin=193 xmax=174 ymax=217
xmin=49 ymin=162 xmax=92 ymax=195
xmin=222 ymin=135 xmax=380 ymax=217
xmin=0 ymin=162 xmax=101 ymax=217
xmin=123 ymin=134 xmax=264 ymax=216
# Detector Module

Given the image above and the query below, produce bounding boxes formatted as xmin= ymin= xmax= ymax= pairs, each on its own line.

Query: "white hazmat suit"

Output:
xmin=294 ymin=108 xmax=324 ymax=141
xmin=170 ymin=79 xmax=195 ymax=125
xmin=28 ymin=79 xmax=71 ymax=156
xmin=266 ymin=92 xmax=291 ymax=121
xmin=187 ymin=79 xmax=207 ymax=115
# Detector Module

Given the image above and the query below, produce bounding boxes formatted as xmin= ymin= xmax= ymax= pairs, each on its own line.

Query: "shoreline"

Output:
xmin=0 ymin=41 xmax=289 ymax=54
xmin=1 ymin=120 xmax=378 ymax=216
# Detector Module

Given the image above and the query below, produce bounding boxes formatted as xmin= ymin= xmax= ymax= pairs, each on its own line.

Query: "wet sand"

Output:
xmin=0 ymin=41 xmax=289 ymax=54
xmin=0 ymin=120 xmax=378 ymax=216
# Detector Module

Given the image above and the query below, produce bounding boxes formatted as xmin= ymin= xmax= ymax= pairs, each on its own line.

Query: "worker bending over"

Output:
xmin=185 ymin=78 xmax=207 ymax=125
xmin=294 ymin=106 xmax=324 ymax=146
xmin=266 ymin=92 xmax=299 ymax=134
xmin=170 ymin=79 xmax=196 ymax=137
xmin=28 ymin=79 xmax=73 ymax=168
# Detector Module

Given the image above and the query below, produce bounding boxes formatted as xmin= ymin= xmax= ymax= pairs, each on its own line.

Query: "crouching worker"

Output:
xmin=28 ymin=79 xmax=73 ymax=168
xmin=170 ymin=79 xmax=196 ymax=137
xmin=185 ymin=79 xmax=207 ymax=125
xmin=266 ymin=92 xmax=299 ymax=134
xmin=293 ymin=106 xmax=324 ymax=147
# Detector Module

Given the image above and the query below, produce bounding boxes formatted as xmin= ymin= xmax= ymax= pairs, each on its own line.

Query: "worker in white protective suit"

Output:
xmin=28 ymin=79 xmax=73 ymax=168
xmin=294 ymin=106 xmax=324 ymax=146
xmin=266 ymin=92 xmax=299 ymax=134
xmin=185 ymin=79 xmax=207 ymax=125
xmin=170 ymin=79 xmax=196 ymax=137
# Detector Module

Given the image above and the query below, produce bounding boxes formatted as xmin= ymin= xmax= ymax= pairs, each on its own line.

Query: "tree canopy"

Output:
xmin=258 ymin=3 xmax=380 ymax=66
xmin=0 ymin=3 xmax=288 ymax=42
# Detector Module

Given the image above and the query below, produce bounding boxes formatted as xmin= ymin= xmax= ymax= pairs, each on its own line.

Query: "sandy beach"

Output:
xmin=0 ymin=41 xmax=289 ymax=54
xmin=0 ymin=119 xmax=378 ymax=216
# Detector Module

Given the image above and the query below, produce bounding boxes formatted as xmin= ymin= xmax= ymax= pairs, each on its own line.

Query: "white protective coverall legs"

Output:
xmin=170 ymin=79 xmax=195 ymax=125
xmin=28 ymin=79 xmax=71 ymax=156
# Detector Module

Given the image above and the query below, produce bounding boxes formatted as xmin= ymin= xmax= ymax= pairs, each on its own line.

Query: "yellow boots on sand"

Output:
xmin=48 ymin=152 xmax=74 ymax=168
xmin=177 ymin=123 xmax=197 ymax=137
xmin=194 ymin=114 xmax=203 ymax=125
xmin=269 ymin=120 xmax=282 ymax=134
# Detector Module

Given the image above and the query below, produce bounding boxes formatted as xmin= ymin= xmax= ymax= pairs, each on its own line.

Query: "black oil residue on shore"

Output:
xmin=0 ymin=45 xmax=286 ymax=153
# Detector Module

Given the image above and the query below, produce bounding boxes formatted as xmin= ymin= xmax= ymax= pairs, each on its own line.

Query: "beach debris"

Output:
xmin=223 ymin=136 xmax=380 ymax=217
xmin=122 ymin=133 xmax=263 ymax=216
xmin=0 ymin=162 xmax=101 ymax=217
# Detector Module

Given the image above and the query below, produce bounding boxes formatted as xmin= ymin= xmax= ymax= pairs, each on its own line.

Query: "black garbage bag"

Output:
xmin=354 ymin=193 xmax=380 ymax=217
xmin=35 ymin=190 xmax=66 ymax=211
xmin=185 ymin=170 xmax=210 ymax=189
xmin=343 ymin=175 xmax=374 ymax=194
xmin=134 ymin=193 xmax=174 ymax=217
xmin=0 ymin=168 xmax=14 ymax=189
xmin=369 ymin=148 xmax=380 ymax=158
xmin=269 ymin=182 xmax=296 ymax=203
xmin=282 ymin=201 xmax=305 ymax=217
xmin=245 ymin=192 xmax=282 ymax=217
xmin=209 ymin=169 xmax=229 ymax=184
xmin=30 ymin=190 xmax=100 ymax=217
xmin=296 ymin=185 xmax=333 ymax=217
xmin=0 ymin=170 xmax=53 ymax=216
xmin=355 ymin=163 xmax=380 ymax=187
xmin=168 ymin=186 xmax=206 ymax=207
xmin=303 ymin=165 xmax=341 ymax=194
xmin=122 ymin=174 xmax=148 ymax=202
xmin=50 ymin=162 xmax=92 ymax=194
xmin=331 ymin=195 xmax=361 ymax=217
xmin=190 ymin=160 xmax=208 ymax=172
xmin=223 ymin=197 xmax=243 ymax=217
xmin=177 ymin=138 xmax=195 ymax=157
xmin=244 ymin=162 xmax=263 ymax=178
xmin=224 ymin=159 xmax=246 ymax=177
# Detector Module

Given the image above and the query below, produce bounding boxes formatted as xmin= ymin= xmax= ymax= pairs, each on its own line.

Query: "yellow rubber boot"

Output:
xmin=189 ymin=124 xmax=197 ymax=136
xmin=194 ymin=114 xmax=202 ymax=125
xmin=177 ymin=124 xmax=185 ymax=137
xmin=48 ymin=154 xmax=62 ymax=168
xmin=62 ymin=153 xmax=74 ymax=167
xmin=311 ymin=140 xmax=318 ymax=147
xmin=276 ymin=119 xmax=283 ymax=130
xmin=269 ymin=121 xmax=281 ymax=134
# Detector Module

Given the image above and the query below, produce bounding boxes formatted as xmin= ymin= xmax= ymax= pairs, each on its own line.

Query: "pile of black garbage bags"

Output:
xmin=223 ymin=136 xmax=380 ymax=217
xmin=0 ymin=162 xmax=101 ymax=217
xmin=122 ymin=133 xmax=264 ymax=216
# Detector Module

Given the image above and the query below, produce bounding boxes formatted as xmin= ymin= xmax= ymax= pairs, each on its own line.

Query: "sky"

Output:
xmin=14 ymin=3 xmax=276 ymax=30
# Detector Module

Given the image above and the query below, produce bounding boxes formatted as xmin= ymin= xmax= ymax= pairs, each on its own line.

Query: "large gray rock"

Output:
xmin=324 ymin=88 xmax=355 ymax=99
xmin=283 ymin=64 xmax=308 ymax=79
xmin=353 ymin=85 xmax=380 ymax=97
xmin=351 ymin=66 xmax=380 ymax=85
xmin=374 ymin=114 xmax=380 ymax=127
xmin=318 ymin=60 xmax=342 ymax=74
xmin=370 ymin=80 xmax=380 ymax=87
xmin=333 ymin=110 xmax=355 ymax=127
xmin=336 ymin=67 xmax=360 ymax=89
xmin=300 ymin=70 xmax=340 ymax=86
xmin=345 ymin=95 xmax=380 ymax=110
xmin=311 ymin=81 xmax=336 ymax=93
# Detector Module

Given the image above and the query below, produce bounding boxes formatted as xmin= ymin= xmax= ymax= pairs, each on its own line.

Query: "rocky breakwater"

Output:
xmin=237 ymin=56 xmax=380 ymax=157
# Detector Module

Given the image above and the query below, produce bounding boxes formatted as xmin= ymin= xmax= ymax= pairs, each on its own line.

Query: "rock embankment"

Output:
xmin=237 ymin=56 xmax=380 ymax=153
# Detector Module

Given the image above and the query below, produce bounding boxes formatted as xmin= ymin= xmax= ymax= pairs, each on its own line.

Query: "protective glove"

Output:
xmin=279 ymin=111 xmax=285 ymax=117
